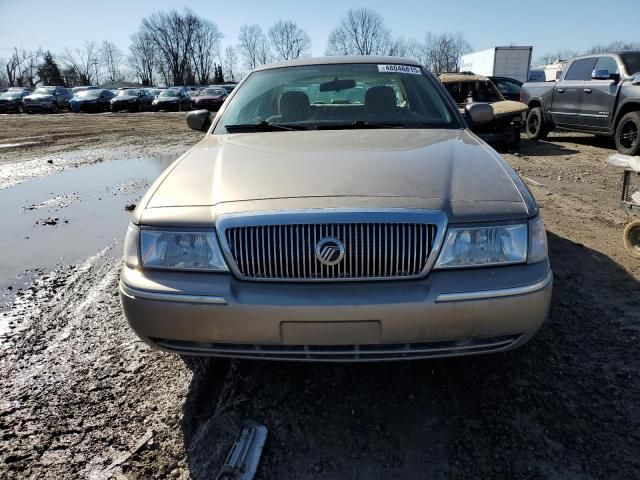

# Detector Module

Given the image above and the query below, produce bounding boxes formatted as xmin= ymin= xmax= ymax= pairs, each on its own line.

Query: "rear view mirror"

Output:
xmin=592 ymin=69 xmax=611 ymax=81
xmin=319 ymin=79 xmax=356 ymax=92
xmin=186 ymin=109 xmax=211 ymax=132
xmin=465 ymin=103 xmax=494 ymax=126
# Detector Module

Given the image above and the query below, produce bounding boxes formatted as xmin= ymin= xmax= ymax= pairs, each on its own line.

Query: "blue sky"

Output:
xmin=1 ymin=0 xmax=638 ymax=63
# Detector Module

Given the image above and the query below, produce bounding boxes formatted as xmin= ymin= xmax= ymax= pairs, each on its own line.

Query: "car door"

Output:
xmin=551 ymin=57 xmax=598 ymax=127
xmin=581 ymin=56 xmax=622 ymax=131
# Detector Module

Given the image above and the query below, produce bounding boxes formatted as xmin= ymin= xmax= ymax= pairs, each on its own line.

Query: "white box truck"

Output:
xmin=460 ymin=47 xmax=533 ymax=83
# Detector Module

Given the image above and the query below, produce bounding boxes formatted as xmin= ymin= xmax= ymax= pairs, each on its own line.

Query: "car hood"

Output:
xmin=156 ymin=97 xmax=179 ymax=101
xmin=143 ymin=129 xmax=534 ymax=225
xmin=25 ymin=94 xmax=54 ymax=101
xmin=112 ymin=96 xmax=136 ymax=101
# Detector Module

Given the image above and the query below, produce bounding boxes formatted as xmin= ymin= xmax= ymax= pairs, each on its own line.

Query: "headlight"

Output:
xmin=435 ymin=224 xmax=528 ymax=269
xmin=528 ymin=216 xmax=548 ymax=263
xmin=139 ymin=229 xmax=228 ymax=272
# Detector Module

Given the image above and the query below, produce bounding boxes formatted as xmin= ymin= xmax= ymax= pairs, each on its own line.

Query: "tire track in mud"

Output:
xmin=0 ymin=248 xmax=199 ymax=479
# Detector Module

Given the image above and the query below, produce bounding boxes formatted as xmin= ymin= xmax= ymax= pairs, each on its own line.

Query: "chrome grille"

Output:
xmin=224 ymin=223 xmax=437 ymax=280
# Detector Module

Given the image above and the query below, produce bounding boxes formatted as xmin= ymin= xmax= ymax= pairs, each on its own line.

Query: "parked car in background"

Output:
xmin=0 ymin=89 xmax=31 ymax=113
xmin=490 ymin=76 xmax=523 ymax=101
xmin=152 ymin=88 xmax=192 ymax=111
xmin=23 ymin=86 xmax=72 ymax=113
xmin=120 ymin=56 xmax=552 ymax=361
xmin=193 ymin=87 xmax=227 ymax=111
xmin=218 ymin=84 xmax=237 ymax=94
xmin=440 ymin=73 xmax=528 ymax=146
xmin=521 ymin=51 xmax=640 ymax=156
xmin=110 ymin=88 xmax=154 ymax=112
xmin=70 ymin=88 xmax=115 ymax=113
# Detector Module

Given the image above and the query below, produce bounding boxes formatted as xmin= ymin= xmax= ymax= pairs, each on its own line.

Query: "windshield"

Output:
xmin=621 ymin=52 xmax=640 ymax=75
xmin=34 ymin=87 xmax=55 ymax=95
xmin=443 ymin=80 xmax=503 ymax=105
xmin=203 ymin=88 xmax=225 ymax=96
xmin=76 ymin=90 xmax=102 ymax=98
xmin=159 ymin=90 xmax=180 ymax=97
xmin=118 ymin=89 xmax=138 ymax=96
xmin=214 ymin=63 xmax=457 ymax=133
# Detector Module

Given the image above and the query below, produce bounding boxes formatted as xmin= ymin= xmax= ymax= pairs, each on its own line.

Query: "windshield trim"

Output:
xmin=210 ymin=63 xmax=465 ymax=135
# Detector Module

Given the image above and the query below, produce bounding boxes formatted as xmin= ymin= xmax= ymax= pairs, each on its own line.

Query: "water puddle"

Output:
xmin=0 ymin=155 xmax=175 ymax=309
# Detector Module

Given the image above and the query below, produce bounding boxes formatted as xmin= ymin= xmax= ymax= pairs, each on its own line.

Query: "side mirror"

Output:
xmin=186 ymin=109 xmax=211 ymax=132
xmin=465 ymin=103 xmax=494 ymax=126
xmin=592 ymin=69 xmax=611 ymax=81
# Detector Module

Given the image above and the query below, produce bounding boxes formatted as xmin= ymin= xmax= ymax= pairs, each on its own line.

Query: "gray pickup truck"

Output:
xmin=521 ymin=52 xmax=640 ymax=155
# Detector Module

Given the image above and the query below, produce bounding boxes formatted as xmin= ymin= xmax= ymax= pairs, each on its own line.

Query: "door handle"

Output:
xmin=584 ymin=88 xmax=592 ymax=93
xmin=557 ymin=88 xmax=565 ymax=93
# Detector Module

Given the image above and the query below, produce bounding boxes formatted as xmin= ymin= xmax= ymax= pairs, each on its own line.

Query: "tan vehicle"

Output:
xmin=439 ymin=72 xmax=528 ymax=146
xmin=120 ymin=57 xmax=552 ymax=361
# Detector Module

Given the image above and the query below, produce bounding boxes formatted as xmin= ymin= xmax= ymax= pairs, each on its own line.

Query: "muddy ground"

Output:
xmin=0 ymin=113 xmax=639 ymax=479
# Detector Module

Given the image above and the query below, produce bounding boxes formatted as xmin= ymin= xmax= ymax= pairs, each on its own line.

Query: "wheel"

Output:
xmin=50 ymin=103 xmax=58 ymax=114
xmin=178 ymin=102 xmax=183 ymax=112
xmin=615 ymin=111 xmax=640 ymax=156
xmin=623 ymin=220 xmax=640 ymax=259
xmin=138 ymin=102 xmax=143 ymax=113
xmin=525 ymin=107 xmax=549 ymax=140
xmin=17 ymin=103 xmax=24 ymax=114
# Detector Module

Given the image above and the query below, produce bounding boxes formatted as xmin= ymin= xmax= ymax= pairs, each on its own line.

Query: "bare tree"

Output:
xmin=5 ymin=50 xmax=24 ymax=86
xmin=60 ymin=40 xmax=100 ymax=85
xmin=326 ymin=8 xmax=391 ymax=56
xmin=223 ymin=45 xmax=238 ymax=82
xmin=268 ymin=20 xmax=311 ymax=60
xmin=140 ymin=8 xmax=200 ymax=85
xmin=101 ymin=41 xmax=124 ymax=82
xmin=129 ymin=31 xmax=157 ymax=86
xmin=423 ymin=32 xmax=471 ymax=73
xmin=190 ymin=18 xmax=223 ymax=84
xmin=238 ymin=24 xmax=271 ymax=69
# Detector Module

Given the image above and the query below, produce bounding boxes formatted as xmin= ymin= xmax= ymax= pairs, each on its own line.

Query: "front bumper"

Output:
xmin=0 ymin=102 xmax=21 ymax=112
xmin=120 ymin=260 xmax=552 ymax=361
xmin=23 ymin=101 xmax=53 ymax=111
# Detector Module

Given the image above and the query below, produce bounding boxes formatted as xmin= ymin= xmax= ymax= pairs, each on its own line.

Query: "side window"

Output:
xmin=594 ymin=56 xmax=619 ymax=75
xmin=564 ymin=58 xmax=598 ymax=81
xmin=495 ymin=79 xmax=521 ymax=95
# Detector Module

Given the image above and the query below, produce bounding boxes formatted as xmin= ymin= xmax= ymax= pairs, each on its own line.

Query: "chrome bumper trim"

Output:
xmin=119 ymin=282 xmax=226 ymax=305
xmin=435 ymin=270 xmax=553 ymax=303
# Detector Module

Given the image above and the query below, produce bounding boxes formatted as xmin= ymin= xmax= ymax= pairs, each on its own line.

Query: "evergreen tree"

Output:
xmin=37 ymin=51 xmax=65 ymax=86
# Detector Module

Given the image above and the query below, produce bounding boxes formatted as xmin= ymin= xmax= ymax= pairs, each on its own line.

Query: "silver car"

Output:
xmin=120 ymin=56 xmax=552 ymax=361
xmin=23 ymin=86 xmax=72 ymax=113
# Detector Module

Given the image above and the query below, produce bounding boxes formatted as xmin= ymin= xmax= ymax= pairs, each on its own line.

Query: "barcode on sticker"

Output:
xmin=377 ymin=65 xmax=422 ymax=74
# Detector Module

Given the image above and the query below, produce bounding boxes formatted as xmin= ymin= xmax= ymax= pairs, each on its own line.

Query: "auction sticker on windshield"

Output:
xmin=378 ymin=65 xmax=421 ymax=74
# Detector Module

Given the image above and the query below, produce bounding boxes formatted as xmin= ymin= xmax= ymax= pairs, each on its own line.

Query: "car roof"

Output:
xmin=253 ymin=55 xmax=421 ymax=72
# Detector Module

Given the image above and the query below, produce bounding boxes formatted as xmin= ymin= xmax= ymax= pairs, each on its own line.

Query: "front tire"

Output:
xmin=615 ymin=112 xmax=640 ymax=156
xmin=623 ymin=220 xmax=640 ymax=259
xmin=526 ymin=107 xmax=549 ymax=140
xmin=50 ymin=103 xmax=58 ymax=114
xmin=17 ymin=104 xmax=24 ymax=114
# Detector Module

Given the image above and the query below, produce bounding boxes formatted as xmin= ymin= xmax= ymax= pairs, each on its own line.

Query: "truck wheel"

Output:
xmin=623 ymin=220 xmax=640 ymax=259
xmin=525 ymin=107 xmax=549 ymax=140
xmin=615 ymin=111 xmax=640 ymax=156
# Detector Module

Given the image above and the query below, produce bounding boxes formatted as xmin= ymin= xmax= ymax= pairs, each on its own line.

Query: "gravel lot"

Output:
xmin=1 ymin=113 xmax=639 ymax=479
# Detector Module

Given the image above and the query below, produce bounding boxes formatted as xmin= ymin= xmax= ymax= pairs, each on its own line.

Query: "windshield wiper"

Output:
xmin=224 ymin=121 xmax=307 ymax=132
xmin=315 ymin=120 xmax=407 ymax=130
